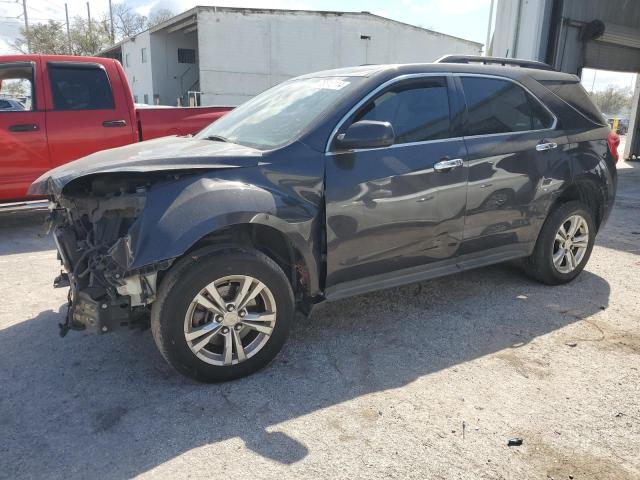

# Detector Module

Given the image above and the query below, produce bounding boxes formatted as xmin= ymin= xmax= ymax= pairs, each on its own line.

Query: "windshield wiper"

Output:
xmin=205 ymin=135 xmax=230 ymax=142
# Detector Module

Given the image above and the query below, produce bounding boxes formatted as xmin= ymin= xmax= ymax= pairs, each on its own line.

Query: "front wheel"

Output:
xmin=151 ymin=247 xmax=294 ymax=382
xmin=524 ymin=201 xmax=596 ymax=285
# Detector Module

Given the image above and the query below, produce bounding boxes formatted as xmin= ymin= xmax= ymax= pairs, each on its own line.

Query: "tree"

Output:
xmin=148 ymin=8 xmax=175 ymax=27
xmin=112 ymin=3 xmax=148 ymax=39
xmin=69 ymin=17 xmax=112 ymax=56
xmin=589 ymin=85 xmax=634 ymax=115
xmin=10 ymin=3 xmax=176 ymax=56
xmin=10 ymin=20 xmax=69 ymax=55
xmin=11 ymin=17 xmax=112 ymax=56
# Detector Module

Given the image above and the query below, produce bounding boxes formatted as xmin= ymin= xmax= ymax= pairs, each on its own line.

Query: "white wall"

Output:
xmin=492 ymin=0 xmax=548 ymax=60
xmin=196 ymin=9 xmax=482 ymax=106
xmin=121 ymin=30 xmax=153 ymax=104
xmin=150 ymin=29 xmax=199 ymax=106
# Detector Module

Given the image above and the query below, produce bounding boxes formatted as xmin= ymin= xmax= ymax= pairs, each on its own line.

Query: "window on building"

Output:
xmin=461 ymin=77 xmax=553 ymax=136
xmin=48 ymin=63 xmax=114 ymax=110
xmin=178 ymin=48 xmax=196 ymax=64
xmin=352 ymin=77 xmax=451 ymax=144
xmin=0 ymin=62 xmax=35 ymax=111
xmin=143 ymin=94 xmax=149 ymax=104
xmin=141 ymin=48 xmax=147 ymax=63
xmin=133 ymin=95 xmax=138 ymax=103
xmin=125 ymin=53 xmax=130 ymax=67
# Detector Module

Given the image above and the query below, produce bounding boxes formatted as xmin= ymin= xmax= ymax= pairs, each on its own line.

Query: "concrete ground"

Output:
xmin=1 ymin=161 xmax=639 ymax=480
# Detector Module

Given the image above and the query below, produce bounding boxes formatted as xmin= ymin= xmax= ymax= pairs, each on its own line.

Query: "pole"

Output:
xmin=22 ymin=0 xmax=30 ymax=53
xmin=108 ymin=0 xmax=114 ymax=43
xmin=86 ymin=2 xmax=91 ymax=30
xmin=485 ymin=0 xmax=495 ymax=56
xmin=65 ymin=3 xmax=71 ymax=53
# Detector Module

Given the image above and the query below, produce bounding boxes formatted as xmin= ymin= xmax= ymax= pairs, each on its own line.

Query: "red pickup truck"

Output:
xmin=0 ymin=54 xmax=232 ymax=202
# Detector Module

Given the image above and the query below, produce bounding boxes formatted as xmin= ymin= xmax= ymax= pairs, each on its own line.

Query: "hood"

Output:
xmin=29 ymin=136 xmax=264 ymax=196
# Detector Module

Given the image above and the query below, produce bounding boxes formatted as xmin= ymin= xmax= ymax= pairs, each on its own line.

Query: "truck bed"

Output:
xmin=136 ymin=106 xmax=232 ymax=140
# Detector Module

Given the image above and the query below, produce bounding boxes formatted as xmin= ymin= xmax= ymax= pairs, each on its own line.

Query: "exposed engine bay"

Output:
xmin=48 ymin=175 xmax=170 ymax=336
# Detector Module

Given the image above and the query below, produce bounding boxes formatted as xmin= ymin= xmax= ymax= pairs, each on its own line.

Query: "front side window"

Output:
xmin=0 ymin=62 xmax=35 ymax=111
xmin=462 ymin=77 xmax=553 ymax=136
xmin=352 ymin=77 xmax=450 ymax=144
xmin=49 ymin=64 xmax=114 ymax=111
xmin=197 ymin=76 xmax=364 ymax=150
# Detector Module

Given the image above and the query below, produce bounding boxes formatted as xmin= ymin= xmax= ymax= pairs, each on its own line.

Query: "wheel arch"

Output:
xmin=177 ymin=222 xmax=318 ymax=303
xmin=550 ymin=178 xmax=605 ymax=231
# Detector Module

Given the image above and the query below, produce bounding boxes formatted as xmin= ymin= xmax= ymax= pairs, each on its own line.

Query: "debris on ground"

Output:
xmin=507 ymin=438 xmax=523 ymax=447
xmin=565 ymin=341 xmax=578 ymax=347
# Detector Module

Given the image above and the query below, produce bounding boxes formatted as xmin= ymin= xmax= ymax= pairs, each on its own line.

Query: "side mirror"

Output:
xmin=335 ymin=120 xmax=395 ymax=150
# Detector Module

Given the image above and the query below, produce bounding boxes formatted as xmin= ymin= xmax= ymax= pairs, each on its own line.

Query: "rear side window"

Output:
xmin=461 ymin=77 xmax=553 ymax=136
xmin=540 ymin=79 xmax=606 ymax=126
xmin=353 ymin=77 xmax=450 ymax=144
xmin=49 ymin=64 xmax=114 ymax=110
xmin=0 ymin=61 xmax=35 ymax=110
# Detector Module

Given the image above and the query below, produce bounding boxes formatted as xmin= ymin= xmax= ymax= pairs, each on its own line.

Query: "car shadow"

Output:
xmin=0 ymin=210 xmax=53 ymax=255
xmin=0 ymin=263 xmax=610 ymax=479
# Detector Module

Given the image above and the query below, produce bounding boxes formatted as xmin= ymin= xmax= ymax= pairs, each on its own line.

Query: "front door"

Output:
xmin=0 ymin=60 xmax=50 ymax=201
xmin=43 ymin=61 xmax=136 ymax=168
xmin=457 ymin=75 xmax=569 ymax=255
xmin=325 ymin=76 xmax=468 ymax=289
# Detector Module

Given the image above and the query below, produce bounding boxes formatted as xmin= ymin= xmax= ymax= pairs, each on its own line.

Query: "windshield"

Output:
xmin=196 ymin=76 xmax=363 ymax=150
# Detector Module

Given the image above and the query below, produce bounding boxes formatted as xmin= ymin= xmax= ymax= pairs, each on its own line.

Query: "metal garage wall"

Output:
xmin=585 ymin=41 xmax=640 ymax=71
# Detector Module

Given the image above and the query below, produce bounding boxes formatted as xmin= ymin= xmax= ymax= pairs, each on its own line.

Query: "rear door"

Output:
xmin=457 ymin=75 xmax=568 ymax=255
xmin=324 ymin=75 xmax=468 ymax=289
xmin=0 ymin=59 xmax=49 ymax=201
xmin=44 ymin=61 xmax=136 ymax=168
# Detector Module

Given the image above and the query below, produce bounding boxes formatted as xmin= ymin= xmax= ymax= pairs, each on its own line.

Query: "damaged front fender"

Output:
xmin=121 ymin=170 xmax=322 ymax=295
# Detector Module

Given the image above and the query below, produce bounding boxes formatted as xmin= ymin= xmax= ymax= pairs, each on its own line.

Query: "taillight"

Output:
xmin=607 ymin=130 xmax=620 ymax=163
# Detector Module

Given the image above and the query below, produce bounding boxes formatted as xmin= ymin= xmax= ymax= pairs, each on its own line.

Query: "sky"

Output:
xmin=581 ymin=68 xmax=637 ymax=93
xmin=1 ymin=0 xmax=493 ymax=53
xmin=1 ymin=0 xmax=637 ymax=92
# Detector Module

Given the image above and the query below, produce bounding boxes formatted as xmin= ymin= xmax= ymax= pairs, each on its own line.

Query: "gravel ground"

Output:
xmin=1 ymin=161 xmax=639 ymax=480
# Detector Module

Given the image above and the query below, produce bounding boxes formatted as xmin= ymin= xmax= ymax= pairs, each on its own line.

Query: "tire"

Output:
xmin=151 ymin=246 xmax=294 ymax=382
xmin=523 ymin=201 xmax=596 ymax=285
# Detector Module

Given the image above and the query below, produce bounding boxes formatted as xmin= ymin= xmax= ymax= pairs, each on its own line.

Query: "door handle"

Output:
xmin=102 ymin=120 xmax=127 ymax=127
xmin=434 ymin=158 xmax=463 ymax=172
xmin=536 ymin=142 xmax=558 ymax=152
xmin=9 ymin=123 xmax=39 ymax=132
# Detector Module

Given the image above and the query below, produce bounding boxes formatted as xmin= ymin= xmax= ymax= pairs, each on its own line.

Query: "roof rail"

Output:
xmin=435 ymin=55 xmax=556 ymax=71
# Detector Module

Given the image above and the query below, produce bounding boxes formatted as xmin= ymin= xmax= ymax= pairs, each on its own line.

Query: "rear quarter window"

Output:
xmin=461 ymin=77 xmax=554 ymax=136
xmin=539 ymin=80 xmax=606 ymax=127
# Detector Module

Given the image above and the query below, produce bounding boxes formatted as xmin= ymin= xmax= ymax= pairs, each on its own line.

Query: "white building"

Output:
xmin=101 ymin=6 xmax=482 ymax=107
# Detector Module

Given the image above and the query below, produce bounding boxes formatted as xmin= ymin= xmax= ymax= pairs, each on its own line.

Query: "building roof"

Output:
xmin=100 ymin=5 xmax=483 ymax=55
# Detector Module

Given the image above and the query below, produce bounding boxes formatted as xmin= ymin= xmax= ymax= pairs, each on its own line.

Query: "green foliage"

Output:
xmin=588 ymin=85 xmax=634 ymax=116
xmin=11 ymin=20 xmax=69 ymax=55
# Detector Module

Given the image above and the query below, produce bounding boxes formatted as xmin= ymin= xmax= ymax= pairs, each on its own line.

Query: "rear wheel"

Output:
xmin=524 ymin=201 xmax=596 ymax=285
xmin=151 ymin=247 xmax=294 ymax=382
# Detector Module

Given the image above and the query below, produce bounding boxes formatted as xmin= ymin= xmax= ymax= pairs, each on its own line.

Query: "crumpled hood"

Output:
xmin=29 ymin=136 xmax=263 ymax=196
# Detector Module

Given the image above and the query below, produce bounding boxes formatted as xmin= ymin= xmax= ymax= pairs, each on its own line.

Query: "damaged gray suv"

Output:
xmin=31 ymin=56 xmax=618 ymax=382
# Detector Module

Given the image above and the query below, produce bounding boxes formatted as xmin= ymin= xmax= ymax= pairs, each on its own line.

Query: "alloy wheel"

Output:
xmin=552 ymin=214 xmax=589 ymax=274
xmin=183 ymin=275 xmax=277 ymax=366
